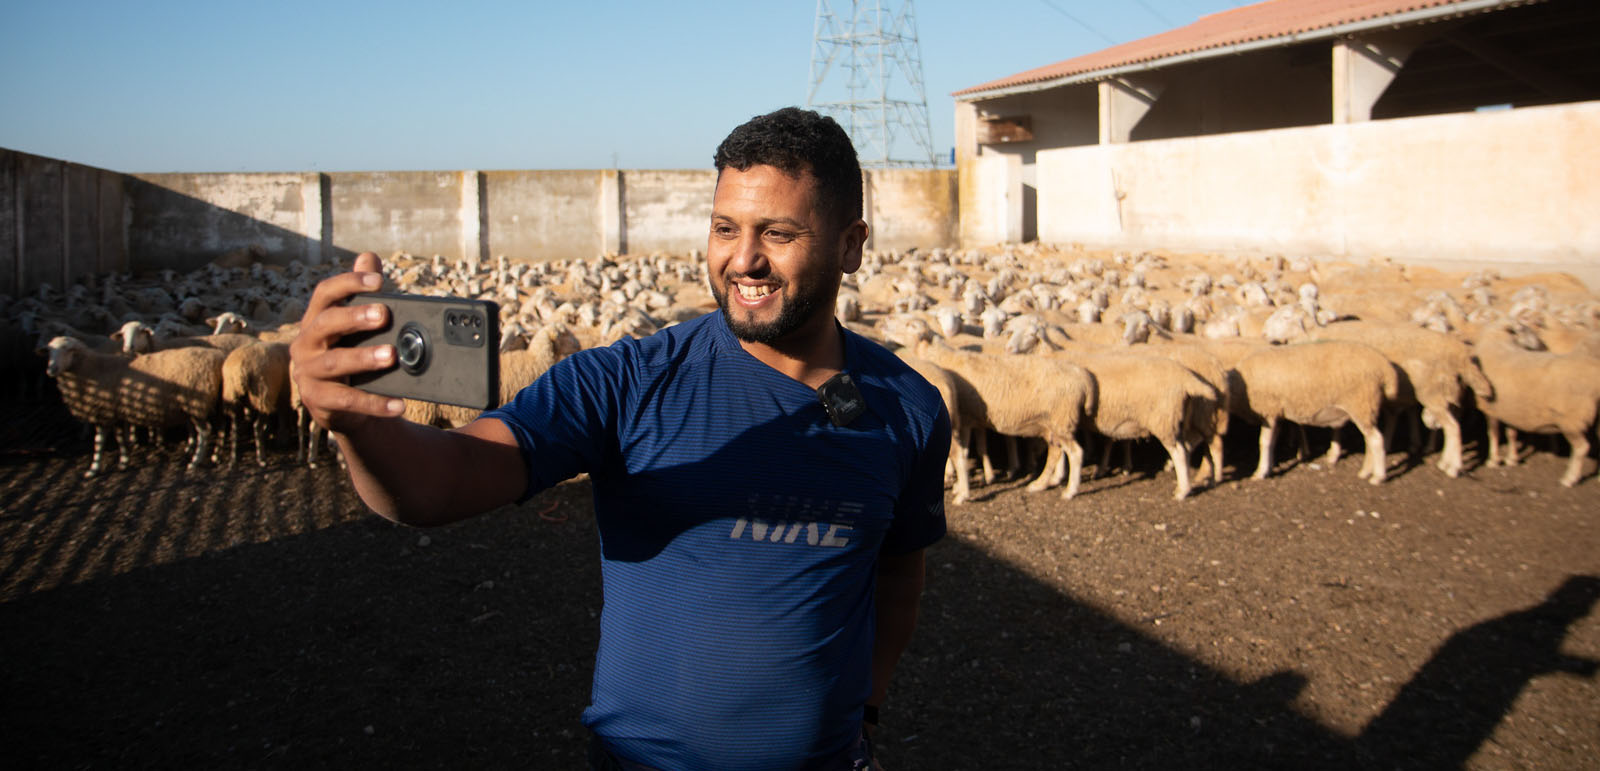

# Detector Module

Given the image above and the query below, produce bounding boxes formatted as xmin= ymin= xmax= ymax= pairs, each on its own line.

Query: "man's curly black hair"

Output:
xmin=712 ymin=107 xmax=862 ymax=233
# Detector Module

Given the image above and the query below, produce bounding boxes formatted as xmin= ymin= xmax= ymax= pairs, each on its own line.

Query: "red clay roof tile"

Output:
xmin=954 ymin=0 xmax=1532 ymax=97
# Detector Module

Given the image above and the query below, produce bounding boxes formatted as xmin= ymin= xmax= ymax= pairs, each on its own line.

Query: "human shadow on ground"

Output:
xmin=1 ymin=414 xmax=1596 ymax=769
xmin=1355 ymin=575 xmax=1600 ymax=769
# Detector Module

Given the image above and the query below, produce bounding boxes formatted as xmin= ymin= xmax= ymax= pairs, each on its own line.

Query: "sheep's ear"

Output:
xmin=110 ymin=329 xmax=124 ymax=342
xmin=205 ymin=315 xmax=219 ymax=328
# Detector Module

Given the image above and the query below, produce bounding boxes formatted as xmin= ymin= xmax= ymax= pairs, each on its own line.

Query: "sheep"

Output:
xmin=43 ymin=336 xmax=227 ymax=477
xmin=207 ymin=311 xmax=251 ymax=335
xmin=1043 ymin=347 xmax=1220 ymax=500
xmin=1471 ymin=322 xmax=1600 ymax=487
xmin=117 ymin=319 xmax=258 ymax=354
xmin=895 ymin=353 xmax=974 ymax=504
xmin=1232 ymin=340 xmax=1400 ymax=484
xmin=1310 ymin=320 xmax=1493 ymax=478
xmin=1141 ymin=341 xmax=1235 ymax=486
xmin=888 ymin=317 xmax=1096 ymax=500
xmin=219 ymin=341 xmax=291 ymax=467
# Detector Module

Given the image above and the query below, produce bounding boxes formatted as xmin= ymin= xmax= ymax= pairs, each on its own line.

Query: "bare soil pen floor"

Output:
xmin=1 ymin=394 xmax=1596 ymax=769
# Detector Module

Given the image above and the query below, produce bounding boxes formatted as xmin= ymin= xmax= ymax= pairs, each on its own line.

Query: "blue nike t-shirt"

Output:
xmin=484 ymin=311 xmax=949 ymax=771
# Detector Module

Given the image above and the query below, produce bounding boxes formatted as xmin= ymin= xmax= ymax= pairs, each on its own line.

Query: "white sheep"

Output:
xmin=219 ymin=341 xmax=291 ymax=467
xmin=889 ymin=317 xmax=1096 ymax=500
xmin=118 ymin=320 xmax=257 ymax=355
xmin=895 ymin=353 xmax=974 ymax=504
xmin=44 ymin=336 xmax=227 ymax=476
xmin=1043 ymin=346 xmax=1220 ymax=500
xmin=1472 ymin=322 xmax=1600 ymax=487
xmin=1232 ymin=340 xmax=1399 ymax=484
xmin=1310 ymin=320 xmax=1493 ymax=478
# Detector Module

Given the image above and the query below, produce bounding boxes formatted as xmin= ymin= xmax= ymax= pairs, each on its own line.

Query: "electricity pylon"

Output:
xmin=807 ymin=0 xmax=939 ymax=168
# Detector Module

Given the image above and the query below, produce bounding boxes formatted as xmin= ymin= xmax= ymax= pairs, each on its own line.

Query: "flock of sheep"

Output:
xmin=7 ymin=243 xmax=1600 ymax=501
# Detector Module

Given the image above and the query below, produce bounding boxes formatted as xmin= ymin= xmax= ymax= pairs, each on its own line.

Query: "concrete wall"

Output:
xmin=2 ymin=152 xmax=959 ymax=295
xmin=2 ymin=149 xmax=127 ymax=298
xmin=864 ymin=169 xmax=958 ymax=253
xmin=127 ymin=172 xmax=330 ymax=273
xmin=327 ymin=171 xmax=466 ymax=264
xmin=621 ymin=170 xmax=717 ymax=257
xmin=1034 ymin=100 xmax=1600 ymax=288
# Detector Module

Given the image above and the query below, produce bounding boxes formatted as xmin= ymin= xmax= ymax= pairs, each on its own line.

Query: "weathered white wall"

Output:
xmin=127 ymin=172 xmax=326 ymax=273
xmin=622 ymin=170 xmax=718 ymax=257
xmin=484 ymin=170 xmax=605 ymax=264
xmin=864 ymin=169 xmax=957 ymax=253
xmin=3 ymin=150 xmax=127 ymax=296
xmin=958 ymin=154 xmax=1019 ymax=246
xmin=4 ymin=154 xmax=960 ymax=293
xmin=1035 ymin=101 xmax=1600 ymax=288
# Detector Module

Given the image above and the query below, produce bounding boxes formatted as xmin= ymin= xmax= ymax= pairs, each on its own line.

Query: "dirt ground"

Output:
xmin=2 ymin=392 xmax=1597 ymax=770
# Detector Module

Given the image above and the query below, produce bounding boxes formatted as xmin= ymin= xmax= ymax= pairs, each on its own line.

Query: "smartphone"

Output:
xmin=338 ymin=292 xmax=500 ymax=409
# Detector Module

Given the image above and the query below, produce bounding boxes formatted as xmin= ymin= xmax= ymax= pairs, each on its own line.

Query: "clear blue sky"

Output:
xmin=1 ymin=0 xmax=1255 ymax=173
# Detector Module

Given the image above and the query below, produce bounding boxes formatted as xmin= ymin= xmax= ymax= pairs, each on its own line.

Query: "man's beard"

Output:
xmin=713 ymin=275 xmax=830 ymax=345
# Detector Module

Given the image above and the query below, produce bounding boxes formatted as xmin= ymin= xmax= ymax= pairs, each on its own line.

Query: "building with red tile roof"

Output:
xmin=949 ymin=0 xmax=1598 ymax=286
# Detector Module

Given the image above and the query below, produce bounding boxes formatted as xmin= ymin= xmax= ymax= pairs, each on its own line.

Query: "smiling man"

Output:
xmin=290 ymin=107 xmax=950 ymax=771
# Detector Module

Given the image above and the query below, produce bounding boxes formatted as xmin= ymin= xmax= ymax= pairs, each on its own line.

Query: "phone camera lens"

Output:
xmin=396 ymin=325 xmax=428 ymax=373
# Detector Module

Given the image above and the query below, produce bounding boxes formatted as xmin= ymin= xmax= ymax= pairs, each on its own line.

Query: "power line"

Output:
xmin=1035 ymin=0 xmax=1118 ymax=47
xmin=1131 ymin=0 xmax=1177 ymax=27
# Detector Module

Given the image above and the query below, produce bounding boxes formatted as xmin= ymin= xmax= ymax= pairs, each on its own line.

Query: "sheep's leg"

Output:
xmin=1324 ymin=427 xmax=1343 ymax=468
xmin=1207 ymin=431 xmax=1225 ymax=485
xmin=295 ymin=407 xmax=308 ymax=463
xmin=1059 ymin=438 xmax=1084 ymax=500
xmin=1560 ymin=431 xmax=1589 ymax=488
xmin=1435 ymin=408 xmax=1463 ymax=478
xmin=1097 ymin=438 xmax=1113 ymax=479
xmin=1357 ymin=419 xmax=1386 ymax=484
xmin=976 ymin=429 xmax=994 ymax=485
xmin=1122 ymin=440 xmax=1134 ymax=476
xmin=1190 ymin=434 xmax=1210 ymax=483
xmin=85 ymin=424 xmax=109 ymax=479
xmin=1001 ymin=434 xmax=1021 ymax=479
xmin=1048 ymin=438 xmax=1070 ymax=486
xmin=119 ymin=424 xmax=134 ymax=469
xmin=253 ymin=409 xmax=269 ymax=467
xmin=1254 ymin=419 xmax=1278 ymax=480
xmin=1026 ymin=441 xmax=1058 ymax=492
xmin=1165 ymin=438 xmax=1192 ymax=500
xmin=1296 ymin=424 xmax=1313 ymax=462
xmin=1505 ymin=427 xmax=1521 ymax=466
xmin=308 ymin=420 xmax=324 ymax=469
xmin=188 ymin=417 xmax=212 ymax=470
xmin=228 ymin=406 xmax=242 ymax=466
xmin=949 ymin=429 xmax=971 ymax=505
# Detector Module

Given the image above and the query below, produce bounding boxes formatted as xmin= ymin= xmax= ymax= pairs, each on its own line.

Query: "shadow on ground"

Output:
xmin=1 ymin=398 xmax=1595 ymax=769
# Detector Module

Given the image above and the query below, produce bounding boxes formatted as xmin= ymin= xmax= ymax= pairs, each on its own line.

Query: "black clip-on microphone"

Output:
xmin=816 ymin=371 xmax=866 ymax=427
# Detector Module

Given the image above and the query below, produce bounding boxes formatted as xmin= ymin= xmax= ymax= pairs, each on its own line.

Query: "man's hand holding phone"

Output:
xmin=290 ymin=252 xmax=405 ymax=434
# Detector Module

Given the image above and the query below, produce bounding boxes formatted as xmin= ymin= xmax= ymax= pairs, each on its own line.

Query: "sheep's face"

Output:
xmin=706 ymin=164 xmax=864 ymax=347
xmin=43 ymin=337 xmax=83 ymax=377
xmin=111 ymin=321 xmax=154 ymax=354
xmin=208 ymin=312 xmax=249 ymax=335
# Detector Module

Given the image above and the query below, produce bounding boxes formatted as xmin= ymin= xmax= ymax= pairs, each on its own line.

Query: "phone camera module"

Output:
xmin=396 ymin=323 xmax=430 ymax=374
